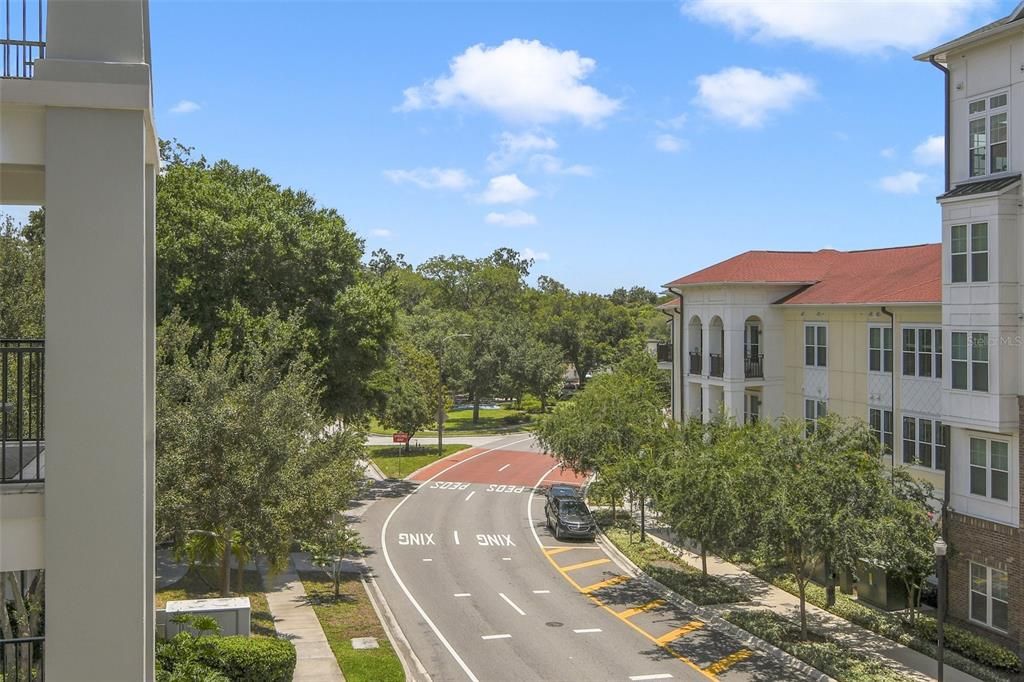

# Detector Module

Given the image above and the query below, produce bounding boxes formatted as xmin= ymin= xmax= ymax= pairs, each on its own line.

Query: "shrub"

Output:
xmin=199 ymin=636 xmax=297 ymax=682
xmin=913 ymin=618 xmax=1021 ymax=673
xmin=520 ymin=393 xmax=543 ymax=413
xmin=500 ymin=413 xmax=530 ymax=426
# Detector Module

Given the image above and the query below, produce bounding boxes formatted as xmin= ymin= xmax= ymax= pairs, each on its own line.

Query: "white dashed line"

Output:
xmin=481 ymin=634 xmax=512 ymax=640
xmin=573 ymin=628 xmax=602 ymax=634
xmin=532 ymin=590 xmax=550 ymax=594
xmin=453 ymin=593 xmax=471 ymax=597
xmin=422 ymin=558 xmax=432 ymax=562
xmin=498 ymin=463 xmax=511 ymax=472
xmin=629 ymin=675 xmax=673 ymax=681
xmin=502 ymin=557 xmax=512 ymax=561
xmin=454 ymin=530 xmax=460 ymax=545
xmin=498 ymin=592 xmax=526 ymax=616
xmin=465 ymin=491 xmax=476 ymax=501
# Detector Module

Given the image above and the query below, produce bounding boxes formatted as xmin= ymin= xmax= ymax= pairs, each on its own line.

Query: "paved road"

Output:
xmin=358 ymin=435 xmax=808 ymax=682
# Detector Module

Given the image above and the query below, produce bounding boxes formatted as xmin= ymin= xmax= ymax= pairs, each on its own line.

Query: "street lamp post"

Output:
xmin=934 ymin=537 xmax=948 ymax=682
xmin=438 ymin=333 xmax=469 ymax=456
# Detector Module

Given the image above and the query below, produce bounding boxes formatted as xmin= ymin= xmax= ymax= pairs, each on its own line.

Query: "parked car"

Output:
xmin=545 ymin=496 xmax=596 ymax=541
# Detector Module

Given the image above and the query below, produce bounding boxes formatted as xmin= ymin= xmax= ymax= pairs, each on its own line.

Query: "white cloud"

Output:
xmin=528 ymin=154 xmax=593 ymax=176
xmin=485 ymin=210 xmax=538 ymax=227
xmin=170 ymin=100 xmax=200 ymax=114
xmin=487 ymin=131 xmax=558 ymax=170
xmin=913 ymin=135 xmax=945 ymax=166
xmin=682 ymin=0 xmax=995 ymax=54
xmin=658 ymin=113 xmax=688 ymax=130
xmin=655 ymin=134 xmax=687 ymax=153
xmin=383 ymin=167 xmax=473 ymax=191
xmin=481 ymin=174 xmax=538 ymax=204
xmin=370 ymin=228 xmax=393 ymax=238
xmin=522 ymin=247 xmax=550 ymax=261
xmin=694 ymin=67 xmax=814 ymax=128
xmin=398 ymin=39 xmax=621 ymax=126
xmin=879 ymin=171 xmax=927 ymax=194
xmin=880 ymin=147 xmax=896 ymax=159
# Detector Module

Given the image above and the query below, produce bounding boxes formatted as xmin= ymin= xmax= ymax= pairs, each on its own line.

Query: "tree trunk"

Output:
xmin=700 ymin=544 xmax=708 ymax=576
xmin=824 ymin=556 xmax=836 ymax=608
xmin=639 ymin=495 xmax=646 ymax=542
xmin=473 ymin=397 xmax=480 ymax=424
xmin=404 ymin=437 xmax=411 ymax=454
xmin=220 ymin=528 xmax=233 ymax=597
xmin=236 ymin=556 xmax=245 ymax=594
xmin=1 ymin=577 xmax=17 ymax=681
xmin=797 ymin=578 xmax=808 ymax=640
xmin=334 ymin=565 xmax=341 ymax=598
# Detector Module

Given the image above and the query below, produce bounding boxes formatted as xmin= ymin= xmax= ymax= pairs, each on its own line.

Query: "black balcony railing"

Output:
xmin=656 ymin=343 xmax=672 ymax=363
xmin=3 ymin=0 xmax=45 ymax=79
xmin=2 ymin=339 xmax=44 ymax=484
xmin=1 ymin=636 xmax=45 ymax=681
xmin=688 ymin=352 xmax=702 ymax=375
xmin=709 ymin=353 xmax=724 ymax=378
xmin=745 ymin=353 xmax=764 ymax=379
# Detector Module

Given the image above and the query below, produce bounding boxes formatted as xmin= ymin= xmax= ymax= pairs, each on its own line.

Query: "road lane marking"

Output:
xmin=544 ymin=547 xmax=575 ymax=556
xmin=381 ymin=435 xmax=533 ymax=682
xmin=454 ymin=530 xmax=460 ymax=545
xmin=703 ymin=649 xmax=752 ymax=675
xmin=581 ymin=575 xmax=630 ymax=593
xmin=526 ymin=465 xmax=714 ymax=681
xmin=481 ymin=634 xmax=512 ymax=640
xmin=655 ymin=621 xmax=704 ymax=645
xmin=498 ymin=463 xmax=511 ymax=472
xmin=561 ymin=558 xmax=611 ymax=572
xmin=465 ymin=491 xmax=476 ymax=501
xmin=618 ymin=599 xmax=666 ymax=619
xmin=502 ymin=557 xmax=512 ymax=561
xmin=629 ymin=675 xmax=673 ymax=681
xmin=573 ymin=628 xmax=602 ymax=633
xmin=499 ymin=592 xmax=526 ymax=616
xmin=422 ymin=558 xmax=433 ymax=562
xmin=454 ymin=593 xmax=471 ymax=597
xmin=532 ymin=589 xmax=550 ymax=594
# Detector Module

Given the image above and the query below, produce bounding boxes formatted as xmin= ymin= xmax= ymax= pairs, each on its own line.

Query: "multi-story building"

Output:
xmin=1 ymin=0 xmax=158 ymax=678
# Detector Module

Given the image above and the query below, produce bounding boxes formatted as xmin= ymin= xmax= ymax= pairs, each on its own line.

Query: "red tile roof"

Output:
xmin=664 ymin=244 xmax=940 ymax=305
xmin=656 ymin=297 xmax=681 ymax=310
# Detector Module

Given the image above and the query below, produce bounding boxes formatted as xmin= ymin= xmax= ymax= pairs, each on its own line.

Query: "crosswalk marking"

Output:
xmin=703 ymin=649 xmax=753 ymax=675
xmin=561 ymin=557 xmax=611 ymax=572
xmin=581 ymin=574 xmax=630 ymax=593
xmin=618 ymin=599 xmax=667 ymax=619
xmin=655 ymin=621 xmax=704 ymax=645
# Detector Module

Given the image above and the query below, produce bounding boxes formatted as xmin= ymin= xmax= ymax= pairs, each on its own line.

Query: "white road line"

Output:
xmin=481 ymin=634 xmax=512 ymax=640
xmin=501 ymin=557 xmax=511 ymax=561
xmin=498 ymin=592 xmax=526 ymax=616
xmin=465 ymin=491 xmax=476 ymax=501
xmin=573 ymin=628 xmax=602 ymax=634
xmin=498 ymin=463 xmax=511 ymax=472
xmin=629 ymin=675 xmax=673 ymax=681
xmin=422 ymin=558 xmax=433 ymax=562
xmin=453 ymin=593 xmax=471 ymax=597
xmin=454 ymin=530 xmax=460 ymax=545
xmin=380 ymin=435 xmax=533 ymax=682
xmin=532 ymin=589 xmax=551 ymax=594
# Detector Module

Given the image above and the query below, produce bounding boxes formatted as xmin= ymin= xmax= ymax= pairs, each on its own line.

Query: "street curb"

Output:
xmin=594 ymin=528 xmax=836 ymax=682
xmin=358 ymin=558 xmax=432 ymax=682
xmin=365 ymin=458 xmax=387 ymax=481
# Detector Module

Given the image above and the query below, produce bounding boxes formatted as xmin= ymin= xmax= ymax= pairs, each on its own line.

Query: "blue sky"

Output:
xmin=145 ymin=0 xmax=1016 ymax=293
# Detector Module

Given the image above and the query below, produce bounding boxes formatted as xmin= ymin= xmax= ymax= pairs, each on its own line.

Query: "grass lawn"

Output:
xmin=369 ymin=406 xmax=533 ymax=436
xmin=155 ymin=566 xmax=276 ymax=637
xmin=299 ymin=570 xmax=404 ymax=682
xmin=369 ymin=443 xmax=469 ymax=479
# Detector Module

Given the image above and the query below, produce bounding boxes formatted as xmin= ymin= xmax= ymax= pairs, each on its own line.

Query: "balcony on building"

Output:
xmin=744 ymin=353 xmax=764 ymax=379
xmin=1 ymin=340 xmax=45 ymax=485
xmin=2 ymin=0 xmax=45 ymax=79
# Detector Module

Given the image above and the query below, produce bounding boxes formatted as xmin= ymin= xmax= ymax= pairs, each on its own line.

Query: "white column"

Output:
xmin=44 ymin=107 xmax=154 ymax=681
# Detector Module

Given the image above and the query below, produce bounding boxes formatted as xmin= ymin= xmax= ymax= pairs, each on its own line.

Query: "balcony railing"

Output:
xmin=688 ymin=352 xmax=702 ymax=375
xmin=709 ymin=353 xmax=724 ymax=378
xmin=0 ymin=636 xmax=44 ymax=681
xmin=3 ymin=0 xmax=45 ymax=79
xmin=2 ymin=339 xmax=44 ymax=484
xmin=656 ymin=343 xmax=672 ymax=363
xmin=745 ymin=354 xmax=764 ymax=379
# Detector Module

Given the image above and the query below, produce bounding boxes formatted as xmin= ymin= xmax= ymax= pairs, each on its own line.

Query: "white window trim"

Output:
xmin=969 ymin=562 xmax=1009 ymax=633
xmin=900 ymin=414 xmax=947 ymax=471
xmin=804 ymin=397 xmax=826 ymax=433
xmin=868 ymin=325 xmax=893 ymax=374
xmin=744 ymin=392 xmax=761 ymax=425
xmin=950 ymin=331 xmax=989 ymax=393
xmin=804 ymin=323 xmax=827 ymax=368
xmin=901 ymin=326 xmax=942 ymax=379
xmin=968 ymin=90 xmax=1009 ymax=178
xmin=968 ymin=435 xmax=1010 ymax=502
xmin=869 ymin=407 xmax=894 ymax=455
xmin=950 ymin=223 xmax=989 ymax=284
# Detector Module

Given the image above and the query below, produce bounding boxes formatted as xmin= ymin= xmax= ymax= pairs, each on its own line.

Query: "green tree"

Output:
xmin=377 ymin=339 xmax=440 ymax=451
xmin=155 ymin=311 xmax=363 ymax=596
xmin=0 ymin=214 xmax=45 ymax=338
xmin=302 ymin=520 xmax=364 ymax=598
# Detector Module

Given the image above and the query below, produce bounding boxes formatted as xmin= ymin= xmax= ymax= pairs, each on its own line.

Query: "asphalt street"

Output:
xmin=358 ymin=435 xmax=809 ymax=682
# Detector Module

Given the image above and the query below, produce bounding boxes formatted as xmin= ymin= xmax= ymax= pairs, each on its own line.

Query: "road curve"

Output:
xmin=358 ymin=435 xmax=808 ymax=682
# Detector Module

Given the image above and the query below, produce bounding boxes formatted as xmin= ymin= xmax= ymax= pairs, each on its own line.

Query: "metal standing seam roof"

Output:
xmin=938 ymin=174 xmax=1021 ymax=200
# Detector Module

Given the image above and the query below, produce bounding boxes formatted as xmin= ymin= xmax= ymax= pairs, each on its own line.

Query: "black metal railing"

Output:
xmin=2 ymin=339 xmax=44 ymax=484
xmin=688 ymin=352 xmax=702 ymax=375
xmin=3 ymin=0 xmax=45 ymax=79
xmin=656 ymin=343 xmax=672 ymax=363
xmin=709 ymin=353 xmax=724 ymax=378
xmin=0 ymin=636 xmax=45 ymax=680
xmin=744 ymin=353 xmax=764 ymax=379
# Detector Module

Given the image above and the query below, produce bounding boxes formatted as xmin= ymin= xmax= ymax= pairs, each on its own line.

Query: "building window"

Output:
xmin=970 ymin=437 xmax=1009 ymax=501
xmin=804 ymin=398 xmax=826 ymax=434
xmin=744 ymin=393 xmax=761 ymax=425
xmin=869 ymin=408 xmax=893 ymax=454
xmin=951 ymin=332 xmax=988 ymax=391
xmin=805 ymin=325 xmax=826 ymax=367
xmin=901 ymin=327 xmax=942 ymax=378
xmin=901 ymin=416 xmax=947 ymax=469
xmin=950 ymin=224 xmax=988 ymax=283
xmin=869 ymin=326 xmax=892 ymax=373
xmin=970 ymin=563 xmax=1009 ymax=632
xmin=968 ymin=92 xmax=1008 ymax=177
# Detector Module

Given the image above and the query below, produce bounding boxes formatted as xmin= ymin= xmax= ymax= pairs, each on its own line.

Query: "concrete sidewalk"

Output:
xmin=365 ymin=433 xmax=526 ymax=448
xmin=260 ymin=558 xmax=345 ymax=682
xmin=635 ymin=519 xmax=983 ymax=682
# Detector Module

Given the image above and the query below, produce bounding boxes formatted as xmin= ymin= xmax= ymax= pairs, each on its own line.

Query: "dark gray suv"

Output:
xmin=544 ymin=497 xmax=596 ymax=541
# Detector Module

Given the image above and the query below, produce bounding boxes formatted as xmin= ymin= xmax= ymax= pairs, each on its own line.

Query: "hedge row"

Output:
xmin=156 ymin=632 xmax=296 ymax=682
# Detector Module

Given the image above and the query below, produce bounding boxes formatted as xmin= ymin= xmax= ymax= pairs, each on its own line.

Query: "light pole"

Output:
xmin=934 ymin=536 xmax=948 ymax=682
xmin=438 ymin=333 xmax=469 ymax=456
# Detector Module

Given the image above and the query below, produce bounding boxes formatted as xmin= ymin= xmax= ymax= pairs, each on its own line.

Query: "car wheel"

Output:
xmin=553 ymin=524 xmax=561 ymax=541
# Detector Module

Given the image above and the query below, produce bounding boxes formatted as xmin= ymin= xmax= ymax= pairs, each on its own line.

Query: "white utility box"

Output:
xmin=165 ymin=596 xmax=251 ymax=637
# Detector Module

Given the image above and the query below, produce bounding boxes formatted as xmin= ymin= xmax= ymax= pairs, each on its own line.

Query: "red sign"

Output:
xmin=392 ymin=432 xmax=409 ymax=444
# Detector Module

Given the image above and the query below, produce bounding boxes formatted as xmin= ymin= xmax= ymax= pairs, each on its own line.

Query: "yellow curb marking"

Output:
xmin=543 ymin=547 xmax=576 ymax=556
xmin=704 ymin=649 xmax=753 ymax=675
xmin=655 ymin=620 xmax=704 ymax=645
xmin=618 ymin=598 xmax=667 ymax=619
xmin=561 ymin=558 xmax=611 ymax=572
xmin=581 ymin=574 xmax=631 ymax=594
